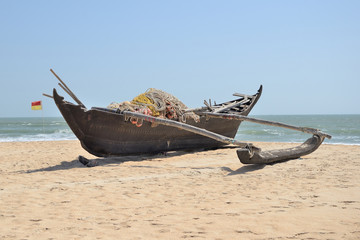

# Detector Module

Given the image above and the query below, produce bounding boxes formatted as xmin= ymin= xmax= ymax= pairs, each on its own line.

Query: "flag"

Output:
xmin=31 ymin=101 xmax=42 ymax=110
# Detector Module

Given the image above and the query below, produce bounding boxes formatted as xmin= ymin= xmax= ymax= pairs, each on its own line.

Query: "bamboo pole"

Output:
xmin=203 ymin=100 xmax=213 ymax=111
xmin=123 ymin=111 xmax=251 ymax=148
xmin=200 ymin=112 xmax=332 ymax=139
xmin=58 ymin=83 xmax=73 ymax=99
xmin=50 ymin=69 xmax=85 ymax=107
xmin=213 ymin=98 xmax=249 ymax=113
xmin=42 ymin=93 xmax=53 ymax=99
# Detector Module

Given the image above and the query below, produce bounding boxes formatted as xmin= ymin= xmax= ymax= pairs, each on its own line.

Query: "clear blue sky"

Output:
xmin=0 ymin=0 xmax=359 ymax=117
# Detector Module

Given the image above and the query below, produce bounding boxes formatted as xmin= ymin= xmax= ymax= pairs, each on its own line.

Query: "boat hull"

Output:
xmin=53 ymin=88 xmax=262 ymax=157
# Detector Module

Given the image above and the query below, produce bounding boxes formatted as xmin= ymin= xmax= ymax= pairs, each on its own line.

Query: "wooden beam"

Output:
xmin=203 ymin=100 xmax=213 ymax=111
xmin=201 ymin=112 xmax=332 ymax=139
xmin=213 ymin=98 xmax=249 ymax=113
xmin=233 ymin=93 xmax=254 ymax=98
xmin=50 ymin=69 xmax=85 ymax=108
xmin=42 ymin=93 xmax=53 ymax=99
xmin=124 ymin=111 xmax=251 ymax=147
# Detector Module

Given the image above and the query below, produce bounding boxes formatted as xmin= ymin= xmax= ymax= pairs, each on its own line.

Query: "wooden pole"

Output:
xmin=123 ymin=111 xmax=252 ymax=148
xmin=50 ymin=69 xmax=85 ymax=107
xmin=42 ymin=93 xmax=53 ymax=99
xmin=203 ymin=100 xmax=213 ymax=111
xmin=58 ymin=83 xmax=73 ymax=100
xmin=213 ymin=98 xmax=249 ymax=113
xmin=200 ymin=112 xmax=332 ymax=139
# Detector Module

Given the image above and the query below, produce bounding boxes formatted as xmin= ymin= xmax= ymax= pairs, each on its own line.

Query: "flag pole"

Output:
xmin=31 ymin=100 xmax=44 ymax=136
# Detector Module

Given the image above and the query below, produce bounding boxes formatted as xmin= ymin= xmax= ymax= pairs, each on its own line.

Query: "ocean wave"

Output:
xmin=325 ymin=141 xmax=360 ymax=146
xmin=0 ymin=130 xmax=76 ymax=142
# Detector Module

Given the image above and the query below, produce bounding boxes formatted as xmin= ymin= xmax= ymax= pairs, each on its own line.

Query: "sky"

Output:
xmin=0 ymin=0 xmax=359 ymax=117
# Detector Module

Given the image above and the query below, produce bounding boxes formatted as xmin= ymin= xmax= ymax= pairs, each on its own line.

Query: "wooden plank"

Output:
xmin=233 ymin=93 xmax=254 ymax=98
xmin=124 ymin=111 xmax=250 ymax=147
xmin=213 ymin=98 xmax=249 ymax=113
xmin=203 ymin=100 xmax=213 ymax=111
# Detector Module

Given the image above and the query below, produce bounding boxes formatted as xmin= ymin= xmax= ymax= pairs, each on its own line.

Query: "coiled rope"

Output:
xmin=107 ymin=88 xmax=199 ymax=123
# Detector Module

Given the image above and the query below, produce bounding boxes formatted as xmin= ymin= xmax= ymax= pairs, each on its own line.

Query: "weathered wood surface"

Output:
xmin=237 ymin=134 xmax=325 ymax=164
xmin=42 ymin=93 xmax=53 ymax=99
xmin=123 ymin=111 xmax=250 ymax=148
xmin=50 ymin=69 xmax=85 ymax=108
xmin=213 ymin=98 xmax=250 ymax=113
xmin=200 ymin=112 xmax=332 ymax=139
xmin=53 ymin=88 xmax=261 ymax=157
xmin=232 ymin=93 xmax=254 ymax=98
xmin=125 ymin=111 xmax=330 ymax=164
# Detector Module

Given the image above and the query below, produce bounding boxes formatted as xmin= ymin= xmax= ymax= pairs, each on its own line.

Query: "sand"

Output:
xmin=0 ymin=141 xmax=359 ymax=239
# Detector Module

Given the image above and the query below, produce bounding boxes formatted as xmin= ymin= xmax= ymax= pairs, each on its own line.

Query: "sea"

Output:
xmin=0 ymin=115 xmax=359 ymax=145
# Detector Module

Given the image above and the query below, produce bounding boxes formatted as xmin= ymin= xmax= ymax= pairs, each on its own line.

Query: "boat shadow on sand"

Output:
xmin=220 ymin=157 xmax=302 ymax=176
xmin=221 ymin=165 xmax=266 ymax=175
xmin=24 ymin=147 xmax=278 ymax=175
xmin=24 ymin=152 xmax=184 ymax=173
xmin=23 ymin=148 xmax=232 ymax=173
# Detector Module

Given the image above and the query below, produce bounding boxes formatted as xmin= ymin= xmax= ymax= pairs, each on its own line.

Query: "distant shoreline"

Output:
xmin=1 ymin=139 xmax=359 ymax=146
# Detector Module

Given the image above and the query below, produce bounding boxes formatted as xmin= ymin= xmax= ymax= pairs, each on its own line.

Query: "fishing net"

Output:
xmin=107 ymin=88 xmax=199 ymax=123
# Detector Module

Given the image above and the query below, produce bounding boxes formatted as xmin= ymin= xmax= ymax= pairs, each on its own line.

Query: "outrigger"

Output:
xmin=44 ymin=69 xmax=331 ymax=165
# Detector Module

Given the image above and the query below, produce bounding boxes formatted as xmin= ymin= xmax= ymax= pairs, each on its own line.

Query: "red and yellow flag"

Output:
xmin=31 ymin=101 xmax=42 ymax=110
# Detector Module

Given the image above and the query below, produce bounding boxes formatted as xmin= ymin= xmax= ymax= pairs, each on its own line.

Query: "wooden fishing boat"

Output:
xmin=52 ymin=86 xmax=263 ymax=157
xmin=46 ymin=69 xmax=331 ymax=165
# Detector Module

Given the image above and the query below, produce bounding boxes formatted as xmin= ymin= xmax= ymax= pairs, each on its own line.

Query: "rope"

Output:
xmin=107 ymin=88 xmax=200 ymax=123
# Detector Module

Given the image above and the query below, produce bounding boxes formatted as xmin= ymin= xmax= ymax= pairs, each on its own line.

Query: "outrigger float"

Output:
xmin=44 ymin=69 xmax=331 ymax=165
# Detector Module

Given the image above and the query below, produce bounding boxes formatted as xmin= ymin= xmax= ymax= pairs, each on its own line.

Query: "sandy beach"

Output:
xmin=0 ymin=140 xmax=359 ymax=239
